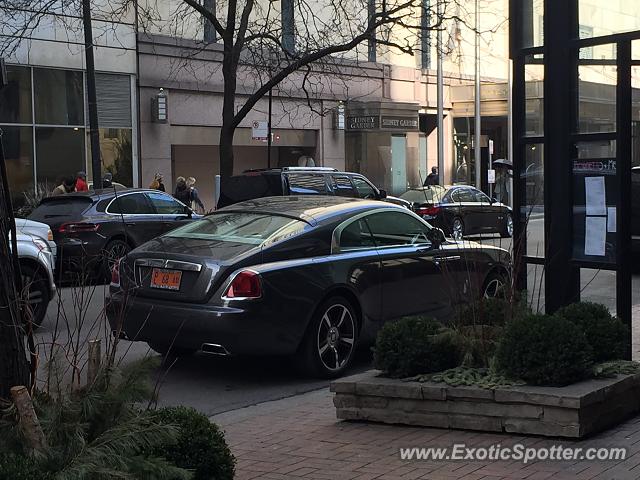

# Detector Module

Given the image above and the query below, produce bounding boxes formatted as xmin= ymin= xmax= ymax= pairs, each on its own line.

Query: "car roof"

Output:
xmin=39 ymin=188 xmax=163 ymax=203
xmin=243 ymin=167 xmax=340 ymax=174
xmin=216 ymin=196 xmax=403 ymax=225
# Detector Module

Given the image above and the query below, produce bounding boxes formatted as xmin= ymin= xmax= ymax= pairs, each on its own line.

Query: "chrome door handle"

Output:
xmin=435 ymin=255 xmax=461 ymax=264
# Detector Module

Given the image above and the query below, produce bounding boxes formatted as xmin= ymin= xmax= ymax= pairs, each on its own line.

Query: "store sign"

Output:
xmin=252 ymin=120 xmax=268 ymax=140
xmin=346 ymin=115 xmax=379 ymax=130
xmin=380 ymin=116 xmax=419 ymax=130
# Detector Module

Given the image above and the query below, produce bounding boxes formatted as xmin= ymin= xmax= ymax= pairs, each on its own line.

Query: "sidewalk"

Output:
xmin=212 ymin=387 xmax=640 ymax=480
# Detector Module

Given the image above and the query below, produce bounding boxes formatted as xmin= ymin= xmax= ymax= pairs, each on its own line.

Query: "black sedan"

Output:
xmin=400 ymin=185 xmax=513 ymax=240
xmin=106 ymin=196 xmax=510 ymax=378
xmin=29 ymin=189 xmax=199 ymax=277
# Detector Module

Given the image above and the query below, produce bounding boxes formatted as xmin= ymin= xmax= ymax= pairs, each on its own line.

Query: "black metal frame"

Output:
xmin=510 ymin=0 xmax=639 ymax=340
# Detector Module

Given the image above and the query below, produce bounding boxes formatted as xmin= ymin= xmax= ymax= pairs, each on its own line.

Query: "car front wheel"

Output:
xmin=501 ymin=213 xmax=513 ymax=238
xmin=20 ymin=263 xmax=51 ymax=329
xmin=452 ymin=217 xmax=465 ymax=240
xmin=102 ymin=239 xmax=131 ymax=279
xmin=297 ymin=296 xmax=358 ymax=378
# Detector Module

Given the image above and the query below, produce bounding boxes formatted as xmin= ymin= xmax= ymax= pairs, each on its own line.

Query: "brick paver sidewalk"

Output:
xmin=212 ymin=388 xmax=640 ymax=480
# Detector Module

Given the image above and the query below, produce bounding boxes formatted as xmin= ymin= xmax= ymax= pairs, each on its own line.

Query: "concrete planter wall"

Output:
xmin=331 ymin=370 xmax=640 ymax=438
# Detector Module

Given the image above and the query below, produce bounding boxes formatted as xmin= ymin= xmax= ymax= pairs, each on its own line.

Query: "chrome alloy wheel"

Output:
xmin=316 ymin=304 xmax=356 ymax=372
xmin=452 ymin=218 xmax=464 ymax=240
xmin=506 ymin=214 xmax=514 ymax=237
xmin=484 ymin=277 xmax=506 ymax=299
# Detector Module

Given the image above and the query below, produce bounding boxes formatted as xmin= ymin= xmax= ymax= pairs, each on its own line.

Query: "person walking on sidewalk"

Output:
xmin=424 ymin=166 xmax=439 ymax=186
xmin=75 ymin=171 xmax=88 ymax=192
xmin=173 ymin=176 xmax=191 ymax=205
xmin=52 ymin=177 xmax=76 ymax=196
xmin=186 ymin=176 xmax=205 ymax=213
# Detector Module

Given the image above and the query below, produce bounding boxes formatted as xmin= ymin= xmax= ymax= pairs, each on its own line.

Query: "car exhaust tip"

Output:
xmin=200 ymin=343 xmax=230 ymax=356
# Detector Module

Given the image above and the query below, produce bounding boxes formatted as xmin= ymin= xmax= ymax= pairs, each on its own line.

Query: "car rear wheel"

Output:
xmin=501 ymin=213 xmax=513 ymax=238
xmin=103 ymin=239 xmax=131 ymax=279
xmin=148 ymin=341 xmax=197 ymax=358
xmin=297 ymin=296 xmax=358 ymax=378
xmin=452 ymin=217 xmax=465 ymax=240
xmin=483 ymin=271 xmax=507 ymax=299
xmin=20 ymin=263 xmax=51 ymax=329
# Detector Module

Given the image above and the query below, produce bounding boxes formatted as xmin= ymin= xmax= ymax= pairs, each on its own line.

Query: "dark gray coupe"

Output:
xmin=106 ymin=196 xmax=510 ymax=377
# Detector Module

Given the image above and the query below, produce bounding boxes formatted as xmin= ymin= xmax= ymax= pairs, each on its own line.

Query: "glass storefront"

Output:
xmin=0 ymin=65 xmax=134 ymax=210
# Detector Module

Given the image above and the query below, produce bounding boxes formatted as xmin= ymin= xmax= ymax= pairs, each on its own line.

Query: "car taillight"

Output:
xmin=59 ymin=222 xmax=99 ymax=234
xmin=111 ymin=260 xmax=120 ymax=287
xmin=416 ymin=206 xmax=440 ymax=216
xmin=224 ymin=270 xmax=261 ymax=299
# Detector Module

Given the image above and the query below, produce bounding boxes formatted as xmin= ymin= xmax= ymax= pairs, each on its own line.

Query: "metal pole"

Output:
xmin=474 ymin=0 xmax=481 ymax=190
xmin=83 ymin=0 xmax=102 ymax=189
xmin=267 ymin=88 xmax=272 ymax=168
xmin=436 ymin=0 xmax=444 ymax=185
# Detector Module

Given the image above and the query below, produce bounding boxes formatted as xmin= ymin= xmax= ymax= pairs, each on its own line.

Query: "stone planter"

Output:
xmin=331 ymin=370 xmax=640 ymax=438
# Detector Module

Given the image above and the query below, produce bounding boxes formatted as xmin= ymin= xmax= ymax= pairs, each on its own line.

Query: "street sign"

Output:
xmin=252 ymin=121 xmax=268 ymax=140
xmin=488 ymin=169 xmax=496 ymax=184
xmin=489 ymin=139 xmax=494 ymax=155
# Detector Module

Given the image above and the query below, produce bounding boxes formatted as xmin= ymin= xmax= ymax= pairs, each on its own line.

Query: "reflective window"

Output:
xmin=0 ymin=66 xmax=31 ymax=123
xmin=107 ymin=193 xmax=154 ymax=215
xmin=457 ymin=188 xmax=477 ymax=202
xmin=352 ymin=176 xmax=377 ymax=199
xmin=287 ymin=173 xmax=329 ymax=195
xmin=2 ymin=126 xmax=34 ymax=209
xmin=332 ymin=175 xmax=356 ymax=197
xmin=147 ymin=192 xmax=186 ymax=214
xmin=33 ymin=68 xmax=84 ymax=125
xmin=35 ymin=127 xmax=85 ymax=187
xmin=86 ymin=129 xmax=133 ymax=187
xmin=340 ymin=218 xmax=376 ymax=250
xmin=365 ymin=211 xmax=429 ymax=247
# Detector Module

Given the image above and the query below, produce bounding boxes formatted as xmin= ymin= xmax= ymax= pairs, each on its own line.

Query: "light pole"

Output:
xmin=474 ymin=0 xmax=481 ymax=190
xmin=82 ymin=0 xmax=101 ymax=189
xmin=436 ymin=0 xmax=444 ymax=185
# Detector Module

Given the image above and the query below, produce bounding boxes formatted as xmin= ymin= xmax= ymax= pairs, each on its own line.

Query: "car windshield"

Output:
xmin=399 ymin=186 xmax=446 ymax=204
xmin=165 ymin=212 xmax=306 ymax=245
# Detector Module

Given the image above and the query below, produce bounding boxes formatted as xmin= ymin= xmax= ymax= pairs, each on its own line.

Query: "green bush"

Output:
xmin=154 ymin=406 xmax=235 ymax=480
xmin=455 ymin=297 xmax=526 ymax=327
xmin=0 ymin=453 xmax=52 ymax=480
xmin=556 ymin=302 xmax=629 ymax=362
xmin=495 ymin=314 xmax=594 ymax=386
xmin=373 ymin=316 xmax=462 ymax=378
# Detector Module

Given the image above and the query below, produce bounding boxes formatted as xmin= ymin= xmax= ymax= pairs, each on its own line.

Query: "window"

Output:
xmin=2 ymin=126 xmax=33 ymax=208
xmin=420 ymin=0 xmax=431 ymax=69
xmin=203 ymin=0 xmax=216 ymax=42
xmin=452 ymin=188 xmax=476 ymax=203
xmin=281 ymin=0 xmax=295 ymax=53
xmin=35 ymin=127 xmax=85 ymax=186
xmin=339 ymin=218 xmax=376 ymax=250
xmin=107 ymin=193 xmax=154 ymax=215
xmin=472 ymin=189 xmax=491 ymax=203
xmin=579 ymin=25 xmax=593 ymax=60
xmin=147 ymin=192 xmax=186 ymax=214
xmin=365 ymin=211 xmax=430 ymax=247
xmin=287 ymin=174 xmax=329 ymax=195
xmin=0 ymin=66 xmax=31 ymax=123
xmin=332 ymin=175 xmax=356 ymax=197
xmin=33 ymin=68 xmax=84 ymax=125
xmin=367 ymin=0 xmax=376 ymax=62
xmin=352 ymin=176 xmax=377 ymax=199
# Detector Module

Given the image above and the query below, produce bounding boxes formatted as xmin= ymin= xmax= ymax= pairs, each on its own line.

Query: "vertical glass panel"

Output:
xmin=633 ymin=40 xmax=640 ymax=61
xmin=526 ymin=264 xmax=545 ymax=314
xmin=1 ymin=126 xmax=33 ymax=210
xmin=86 ymin=129 xmax=133 ymax=187
xmin=578 ymin=47 xmax=617 ymax=134
xmin=521 ymin=143 xmax=544 ymax=257
xmin=580 ymin=268 xmax=615 ymax=312
xmin=0 ymin=66 xmax=32 ymax=124
xmin=35 ymin=127 xmax=85 ymax=187
xmin=520 ymin=0 xmax=544 ymax=48
xmin=579 ymin=1 xmax=640 ymax=39
xmin=33 ymin=68 xmax=84 ymax=125
xmin=525 ymin=62 xmax=544 ymax=136
xmin=452 ymin=117 xmax=473 ymax=185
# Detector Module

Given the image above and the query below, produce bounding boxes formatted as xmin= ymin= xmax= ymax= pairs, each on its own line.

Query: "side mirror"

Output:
xmin=427 ymin=228 xmax=446 ymax=248
xmin=378 ymin=189 xmax=387 ymax=199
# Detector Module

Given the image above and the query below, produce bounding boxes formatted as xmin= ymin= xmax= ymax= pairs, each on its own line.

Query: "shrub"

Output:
xmin=154 ymin=406 xmax=236 ymax=480
xmin=373 ymin=316 xmax=462 ymax=378
xmin=556 ymin=302 xmax=629 ymax=362
xmin=495 ymin=314 xmax=594 ymax=386
xmin=455 ymin=297 xmax=523 ymax=327
xmin=0 ymin=453 xmax=52 ymax=480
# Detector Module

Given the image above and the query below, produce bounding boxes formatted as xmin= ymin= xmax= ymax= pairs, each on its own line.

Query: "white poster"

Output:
xmin=585 ymin=216 xmax=607 ymax=256
xmin=585 ymin=176 xmax=606 ymax=216
xmin=487 ymin=169 xmax=496 ymax=184
xmin=607 ymin=207 xmax=617 ymax=233
xmin=251 ymin=121 xmax=268 ymax=140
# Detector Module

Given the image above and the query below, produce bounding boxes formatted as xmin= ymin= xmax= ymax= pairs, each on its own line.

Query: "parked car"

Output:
xmin=106 ymin=196 xmax=510 ymax=378
xmin=14 ymin=219 xmax=57 ymax=326
xmin=28 ymin=189 xmax=200 ymax=277
xmin=400 ymin=185 xmax=513 ymax=240
xmin=217 ymin=167 xmax=410 ymax=207
xmin=87 ymin=181 xmax=127 ymax=191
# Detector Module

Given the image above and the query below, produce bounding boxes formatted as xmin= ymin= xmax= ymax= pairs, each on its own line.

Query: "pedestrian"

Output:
xmin=424 ymin=166 xmax=439 ymax=186
xmin=173 ymin=176 xmax=191 ymax=205
xmin=149 ymin=172 xmax=166 ymax=192
xmin=51 ymin=176 xmax=76 ymax=196
xmin=186 ymin=176 xmax=205 ymax=213
xmin=75 ymin=171 xmax=88 ymax=192
xmin=102 ymin=172 xmax=113 ymax=189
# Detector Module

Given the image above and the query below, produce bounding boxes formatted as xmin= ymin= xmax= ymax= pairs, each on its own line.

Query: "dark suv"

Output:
xmin=217 ymin=167 xmax=392 ymax=208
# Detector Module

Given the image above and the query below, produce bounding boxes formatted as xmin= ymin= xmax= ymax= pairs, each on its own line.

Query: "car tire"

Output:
xmin=102 ymin=239 xmax=131 ymax=279
xmin=297 ymin=296 xmax=358 ymax=378
xmin=452 ymin=217 xmax=465 ymax=240
xmin=147 ymin=341 xmax=197 ymax=358
xmin=20 ymin=262 xmax=51 ymax=329
xmin=500 ymin=213 xmax=513 ymax=238
xmin=483 ymin=271 xmax=508 ymax=299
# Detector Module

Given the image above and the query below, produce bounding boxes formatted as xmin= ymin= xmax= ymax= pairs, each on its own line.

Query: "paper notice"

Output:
xmin=607 ymin=207 xmax=617 ymax=233
xmin=585 ymin=176 xmax=606 ymax=216
xmin=585 ymin=216 xmax=607 ymax=256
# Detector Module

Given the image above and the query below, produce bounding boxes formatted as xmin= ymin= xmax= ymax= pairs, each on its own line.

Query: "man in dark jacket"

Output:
xmin=174 ymin=176 xmax=191 ymax=205
xmin=424 ymin=166 xmax=439 ymax=186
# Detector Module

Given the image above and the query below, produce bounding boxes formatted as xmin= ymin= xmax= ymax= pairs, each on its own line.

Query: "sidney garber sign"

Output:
xmin=346 ymin=115 xmax=418 ymax=131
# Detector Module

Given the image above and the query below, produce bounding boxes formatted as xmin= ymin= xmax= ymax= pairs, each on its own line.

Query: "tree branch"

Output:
xmin=180 ymin=0 xmax=226 ymax=40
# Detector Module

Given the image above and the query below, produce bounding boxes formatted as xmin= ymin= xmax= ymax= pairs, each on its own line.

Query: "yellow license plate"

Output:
xmin=150 ymin=269 xmax=182 ymax=290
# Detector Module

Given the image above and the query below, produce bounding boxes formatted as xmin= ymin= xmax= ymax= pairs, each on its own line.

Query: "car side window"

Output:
xmin=331 ymin=175 xmax=357 ymax=197
xmin=352 ymin=176 xmax=377 ymax=199
xmin=287 ymin=173 xmax=330 ymax=195
xmin=107 ymin=193 xmax=154 ymax=215
xmin=364 ymin=211 xmax=430 ymax=247
xmin=472 ymin=189 xmax=491 ymax=203
xmin=147 ymin=192 xmax=186 ymax=214
xmin=457 ymin=188 xmax=477 ymax=202
xmin=339 ymin=218 xmax=376 ymax=250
